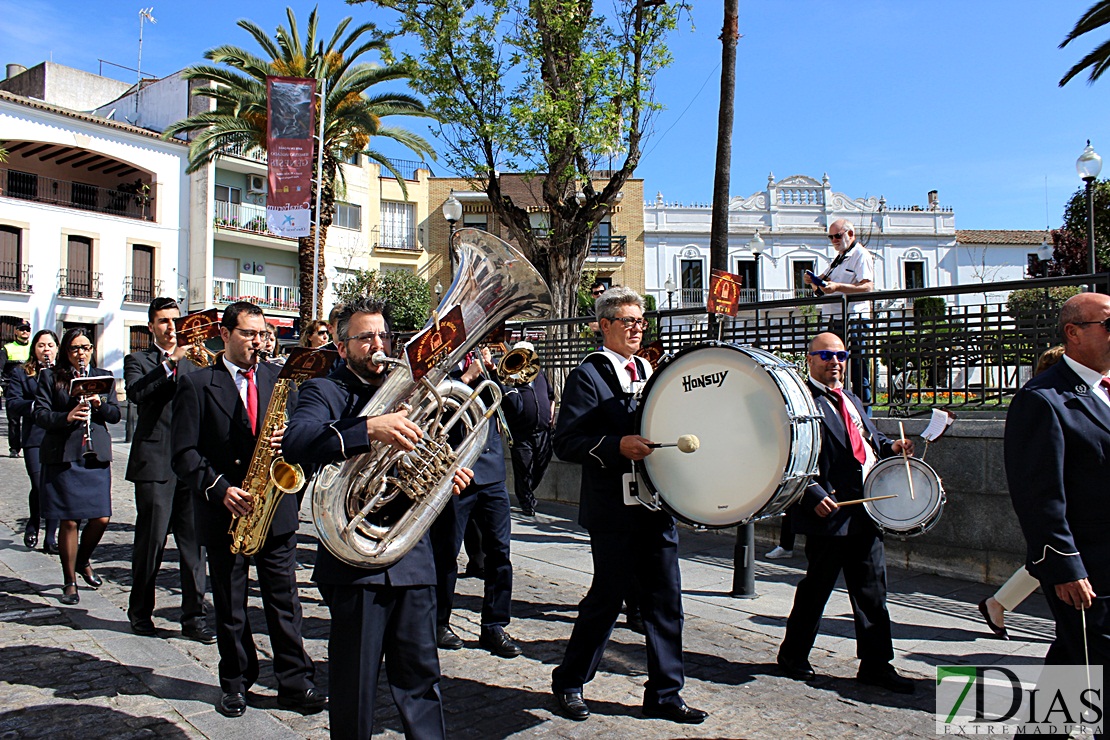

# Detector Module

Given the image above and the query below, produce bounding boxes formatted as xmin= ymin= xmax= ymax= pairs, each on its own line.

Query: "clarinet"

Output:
xmin=76 ymin=359 xmax=97 ymax=461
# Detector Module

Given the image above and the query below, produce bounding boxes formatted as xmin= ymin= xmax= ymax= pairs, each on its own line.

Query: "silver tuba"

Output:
xmin=312 ymin=229 xmax=552 ymax=567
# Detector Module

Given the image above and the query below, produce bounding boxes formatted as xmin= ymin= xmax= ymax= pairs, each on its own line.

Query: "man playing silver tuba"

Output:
xmin=284 ymin=297 xmax=473 ymax=740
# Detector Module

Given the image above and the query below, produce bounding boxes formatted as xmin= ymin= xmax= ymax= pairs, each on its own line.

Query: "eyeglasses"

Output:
xmin=1072 ymin=318 xmax=1110 ymax=331
xmin=68 ymin=344 xmax=93 ymax=354
xmin=607 ymin=317 xmax=648 ymax=330
xmin=232 ymin=328 xmax=265 ymax=340
xmin=591 ymin=289 xmax=605 ymax=296
xmin=828 ymin=232 xmax=848 ymax=241
xmin=315 ymin=329 xmax=330 ymax=336
xmin=809 ymin=350 xmax=849 ymax=362
xmin=348 ymin=331 xmax=391 ymax=343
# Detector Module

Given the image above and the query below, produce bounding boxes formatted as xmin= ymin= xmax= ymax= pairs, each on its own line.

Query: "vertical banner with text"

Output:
xmin=707 ymin=269 xmax=743 ymax=317
xmin=266 ymin=76 xmax=316 ymax=238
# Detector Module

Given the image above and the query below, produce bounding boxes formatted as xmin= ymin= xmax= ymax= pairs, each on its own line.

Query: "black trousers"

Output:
xmin=552 ymin=524 xmax=686 ymax=708
xmin=509 ymin=427 xmax=552 ymax=510
xmin=780 ymin=531 xmax=893 ymax=667
xmin=128 ymin=478 xmax=207 ymax=626
xmin=205 ymin=530 xmax=314 ymax=695
xmin=319 ymin=582 xmax=445 ymax=740
xmin=23 ymin=447 xmax=57 ymax=540
xmin=432 ymin=480 xmax=513 ymax=629
xmin=8 ymin=413 xmax=21 ymax=454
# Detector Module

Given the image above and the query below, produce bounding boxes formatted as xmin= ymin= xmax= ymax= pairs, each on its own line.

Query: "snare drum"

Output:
xmin=635 ymin=342 xmax=822 ymax=528
xmin=862 ymin=456 xmax=945 ymax=538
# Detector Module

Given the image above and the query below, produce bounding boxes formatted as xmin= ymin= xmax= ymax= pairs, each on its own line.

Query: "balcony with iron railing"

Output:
xmin=58 ymin=269 xmax=103 ymax=300
xmin=589 ymin=234 xmax=627 ymax=259
xmin=1 ymin=168 xmax=155 ymax=221
xmin=123 ymin=276 xmax=164 ymax=304
xmin=212 ymin=278 xmax=300 ymax=313
xmin=0 ymin=263 xmax=33 ymax=294
xmin=219 ymin=142 xmax=268 ymax=164
xmin=213 ymin=200 xmax=294 ymax=240
xmin=378 ymin=224 xmax=420 ymax=252
xmin=660 ymin=286 xmax=811 ymax=309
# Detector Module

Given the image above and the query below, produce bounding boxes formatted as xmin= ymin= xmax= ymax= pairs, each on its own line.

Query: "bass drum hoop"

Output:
xmin=861 ymin=456 xmax=946 ymax=538
xmin=634 ymin=341 xmax=821 ymax=529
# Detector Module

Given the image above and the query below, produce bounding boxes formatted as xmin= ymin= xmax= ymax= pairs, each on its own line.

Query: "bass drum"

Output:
xmin=636 ymin=342 xmax=822 ymax=528
xmin=862 ymin=456 xmax=945 ymax=538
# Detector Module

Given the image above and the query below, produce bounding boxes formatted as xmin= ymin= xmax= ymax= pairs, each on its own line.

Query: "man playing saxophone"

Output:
xmin=171 ymin=301 xmax=325 ymax=719
xmin=284 ymin=296 xmax=473 ymax=740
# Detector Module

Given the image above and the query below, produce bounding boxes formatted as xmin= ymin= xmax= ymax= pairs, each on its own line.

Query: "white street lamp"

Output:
xmin=1077 ymin=141 xmax=1103 ymax=276
xmin=663 ymin=274 xmax=677 ymax=309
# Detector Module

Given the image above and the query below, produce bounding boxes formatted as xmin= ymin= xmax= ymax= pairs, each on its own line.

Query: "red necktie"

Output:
xmin=1101 ymin=377 xmax=1110 ymax=402
xmin=830 ymin=388 xmax=867 ymax=465
xmin=625 ymin=360 xmax=639 ymax=382
xmin=239 ymin=368 xmax=258 ymax=434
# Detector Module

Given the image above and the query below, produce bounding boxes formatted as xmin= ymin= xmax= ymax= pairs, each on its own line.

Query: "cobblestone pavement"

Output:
xmin=0 ymin=416 xmax=1069 ymax=738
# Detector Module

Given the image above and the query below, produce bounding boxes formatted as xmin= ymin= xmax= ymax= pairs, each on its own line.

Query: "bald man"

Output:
xmin=804 ymin=219 xmax=875 ymax=404
xmin=1006 ymin=292 xmax=1110 ymax=674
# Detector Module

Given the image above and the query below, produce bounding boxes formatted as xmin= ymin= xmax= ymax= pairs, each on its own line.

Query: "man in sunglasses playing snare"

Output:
xmin=777 ymin=332 xmax=916 ymax=694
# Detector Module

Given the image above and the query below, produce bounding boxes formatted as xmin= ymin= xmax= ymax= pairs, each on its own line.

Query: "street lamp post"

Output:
xmin=748 ymin=231 xmax=767 ymax=303
xmin=663 ymin=275 xmax=676 ymax=310
xmin=1076 ymin=140 xmax=1102 ymax=277
xmin=442 ymin=195 xmax=463 ymax=279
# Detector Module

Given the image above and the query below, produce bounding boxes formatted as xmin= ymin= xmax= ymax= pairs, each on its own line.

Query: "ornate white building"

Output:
xmin=643 ymin=173 xmax=1042 ymax=310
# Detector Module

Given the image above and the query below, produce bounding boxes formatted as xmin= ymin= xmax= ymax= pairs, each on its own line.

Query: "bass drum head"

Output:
xmin=638 ymin=344 xmax=792 ymax=527
xmin=862 ymin=457 xmax=944 ymax=534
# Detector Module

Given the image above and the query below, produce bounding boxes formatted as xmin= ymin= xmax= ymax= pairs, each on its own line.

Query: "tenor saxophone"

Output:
xmin=228 ymin=357 xmax=306 ymax=556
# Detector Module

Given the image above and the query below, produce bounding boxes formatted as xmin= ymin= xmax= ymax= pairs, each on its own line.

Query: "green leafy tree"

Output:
xmin=334 ymin=269 xmax=432 ymax=331
xmin=1054 ymin=179 xmax=1110 ymax=273
xmin=162 ymin=7 xmax=436 ymax=323
xmin=1059 ymin=1 xmax=1110 ymax=86
xmin=358 ymin=0 xmax=684 ymax=319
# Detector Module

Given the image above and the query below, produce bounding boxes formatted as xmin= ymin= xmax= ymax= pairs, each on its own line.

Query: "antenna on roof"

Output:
xmin=136 ymin=7 xmax=156 ymax=122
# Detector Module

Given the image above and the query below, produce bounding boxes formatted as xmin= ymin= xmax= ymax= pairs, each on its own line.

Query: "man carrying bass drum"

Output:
xmin=549 ymin=286 xmax=708 ymax=725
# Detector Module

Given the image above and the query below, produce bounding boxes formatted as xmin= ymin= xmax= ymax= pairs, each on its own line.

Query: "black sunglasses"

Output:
xmin=1072 ymin=318 xmax=1110 ymax=331
xmin=809 ymin=350 xmax=849 ymax=362
xmin=828 ymin=232 xmax=848 ymax=241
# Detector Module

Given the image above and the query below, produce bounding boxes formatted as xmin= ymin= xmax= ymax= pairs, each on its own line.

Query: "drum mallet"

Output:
xmin=647 ymin=434 xmax=700 ymax=453
xmin=898 ymin=421 xmax=916 ymax=500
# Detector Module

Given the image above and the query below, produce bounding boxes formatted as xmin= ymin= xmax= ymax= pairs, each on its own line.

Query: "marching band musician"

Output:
xmin=550 ymin=286 xmax=708 ymax=725
xmin=499 ymin=340 xmax=556 ymax=516
xmin=33 ymin=328 xmax=120 ymax=606
xmin=123 ymin=297 xmax=212 ymax=642
xmin=777 ymin=332 xmax=915 ymax=693
xmin=284 ymin=296 xmax=473 ymax=740
xmin=170 ymin=301 xmax=325 ymax=718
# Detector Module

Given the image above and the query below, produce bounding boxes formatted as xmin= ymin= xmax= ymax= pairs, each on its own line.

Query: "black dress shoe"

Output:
xmin=216 ymin=692 xmax=246 ymax=718
xmin=479 ymin=627 xmax=523 ymax=658
xmin=59 ymin=583 xmax=79 ymax=606
xmin=643 ymin=702 xmax=709 ymax=724
xmin=43 ymin=541 xmax=59 ymax=555
xmin=777 ymin=654 xmax=816 ymax=681
xmin=131 ymin=621 xmax=157 ymax=637
xmin=554 ymin=689 xmax=589 ymax=721
xmin=23 ymin=525 xmax=38 ymax=549
xmin=978 ymin=598 xmax=1009 ymax=640
xmin=182 ymin=621 xmax=217 ymax=645
xmin=77 ymin=564 xmax=102 ymax=589
xmin=277 ymin=687 xmax=328 ymax=714
xmin=437 ymin=625 xmax=464 ymax=650
xmin=625 ymin=611 xmax=646 ymax=635
xmin=857 ymin=664 xmax=916 ymax=694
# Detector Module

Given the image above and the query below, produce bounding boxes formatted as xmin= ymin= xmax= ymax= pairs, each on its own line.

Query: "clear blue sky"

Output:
xmin=3 ymin=0 xmax=1109 ymax=229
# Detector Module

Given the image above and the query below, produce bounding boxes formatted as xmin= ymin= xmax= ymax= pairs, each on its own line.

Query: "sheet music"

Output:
xmin=921 ymin=409 xmax=954 ymax=442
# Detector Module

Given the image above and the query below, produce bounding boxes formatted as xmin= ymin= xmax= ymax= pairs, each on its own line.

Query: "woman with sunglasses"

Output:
xmin=33 ymin=329 xmax=121 ymax=605
xmin=300 ymin=319 xmax=330 ymax=349
xmin=6 ymin=329 xmax=60 ymax=553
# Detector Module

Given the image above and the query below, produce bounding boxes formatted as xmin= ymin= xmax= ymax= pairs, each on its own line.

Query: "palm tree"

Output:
xmin=1060 ymin=1 xmax=1110 ymax=86
xmin=164 ymin=6 xmax=435 ymax=322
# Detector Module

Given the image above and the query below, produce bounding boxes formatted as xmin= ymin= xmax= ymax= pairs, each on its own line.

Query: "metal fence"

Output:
xmin=506 ymin=274 xmax=1106 ymax=416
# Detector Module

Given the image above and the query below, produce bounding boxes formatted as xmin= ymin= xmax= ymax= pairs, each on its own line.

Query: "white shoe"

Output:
xmin=766 ymin=546 xmax=794 ymax=559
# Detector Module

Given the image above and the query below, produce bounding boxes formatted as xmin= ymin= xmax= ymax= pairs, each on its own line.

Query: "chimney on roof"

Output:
xmin=5 ymin=64 xmax=27 ymax=80
xmin=927 ymin=190 xmax=939 ymax=209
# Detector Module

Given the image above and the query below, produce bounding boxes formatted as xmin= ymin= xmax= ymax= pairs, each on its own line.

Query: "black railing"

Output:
xmin=1 ymin=168 xmax=155 ymax=221
xmin=58 ymin=269 xmax=103 ymax=299
xmin=379 ymin=225 xmax=419 ymax=251
xmin=507 ymin=274 xmax=1108 ymax=415
xmin=0 ymin=262 xmax=32 ymax=293
xmin=124 ymin=276 xmax=164 ymax=304
xmin=589 ymin=234 xmax=627 ymax=258
xmin=384 ymin=159 xmax=431 ymax=181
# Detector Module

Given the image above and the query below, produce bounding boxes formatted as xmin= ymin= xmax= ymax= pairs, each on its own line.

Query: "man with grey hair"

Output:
xmin=550 ymin=286 xmax=707 ymax=724
xmin=1006 ymin=291 xmax=1110 ymax=682
xmin=804 ymin=218 xmax=875 ymax=404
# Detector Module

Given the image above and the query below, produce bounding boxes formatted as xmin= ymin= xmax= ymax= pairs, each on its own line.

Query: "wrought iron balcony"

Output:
xmin=0 ymin=263 xmax=33 ymax=293
xmin=589 ymin=234 xmax=627 ymax=258
xmin=124 ymin=276 xmax=164 ymax=304
xmin=378 ymin=225 xmax=420 ymax=251
xmin=219 ymin=142 xmax=268 ymax=164
xmin=2 ymin=168 xmax=155 ymax=221
xmin=213 ymin=200 xmax=293 ymax=239
xmin=58 ymin=269 xmax=103 ymax=299
xmin=212 ymin=278 xmax=300 ymax=312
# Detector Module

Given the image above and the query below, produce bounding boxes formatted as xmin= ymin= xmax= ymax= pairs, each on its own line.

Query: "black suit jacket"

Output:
xmin=32 ymin=367 xmax=121 ymax=464
xmin=1005 ymin=360 xmax=1110 ymax=593
xmin=790 ymin=381 xmax=896 ymax=537
xmin=283 ymin=366 xmax=436 ymax=587
xmin=449 ymin=364 xmax=506 ymax=486
xmin=171 ymin=360 xmax=299 ymax=545
xmin=5 ymin=365 xmax=46 ymax=448
xmin=553 ymin=353 xmax=669 ymax=533
xmin=124 ymin=346 xmax=199 ymax=482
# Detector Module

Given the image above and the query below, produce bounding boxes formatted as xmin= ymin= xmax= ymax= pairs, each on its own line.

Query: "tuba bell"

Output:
xmin=496 ymin=345 xmax=540 ymax=386
xmin=311 ymin=229 xmax=552 ymax=567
